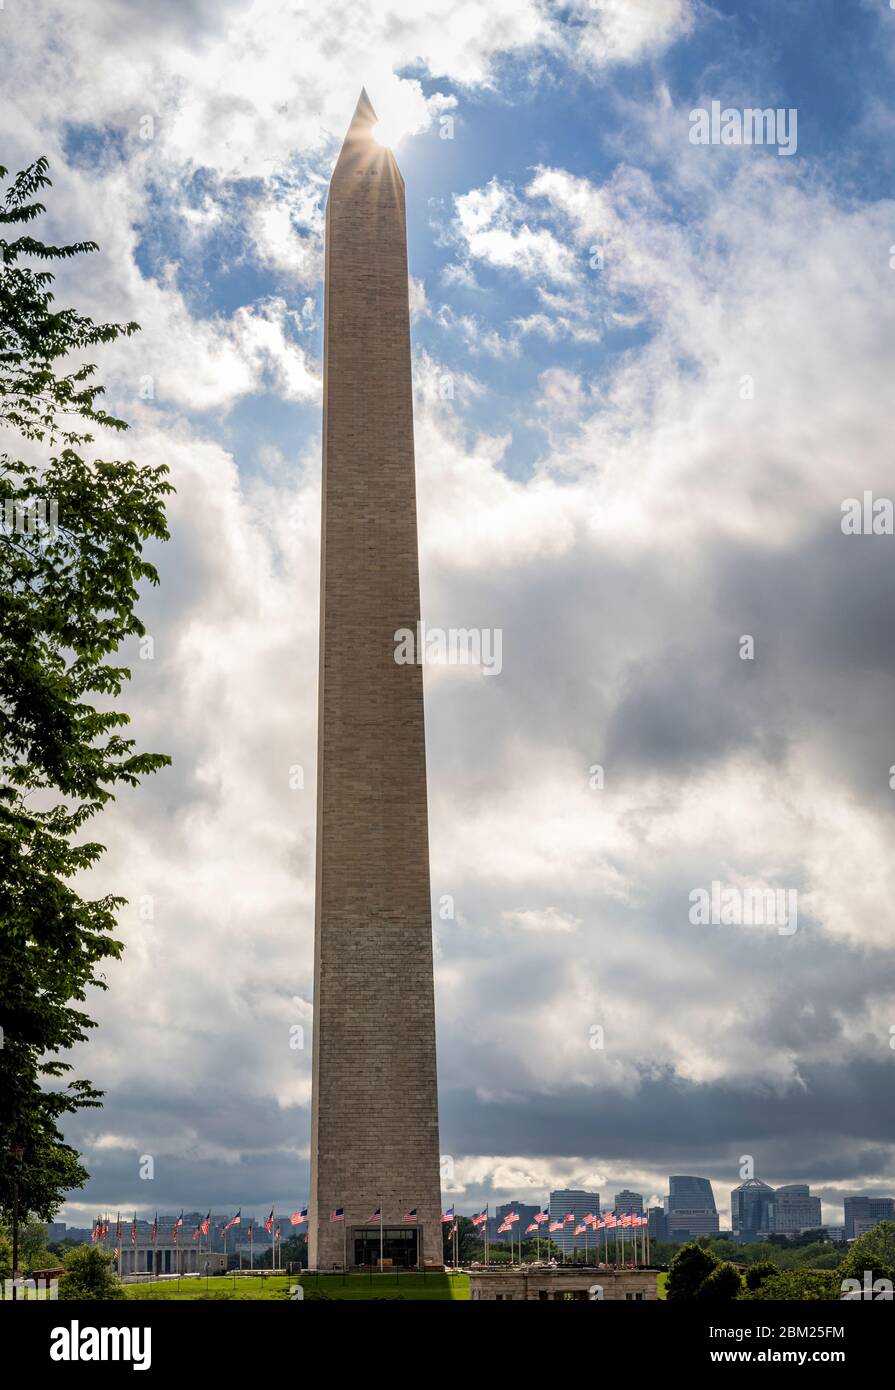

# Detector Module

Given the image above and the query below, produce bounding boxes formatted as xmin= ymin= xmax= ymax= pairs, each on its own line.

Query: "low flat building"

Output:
xmin=118 ymin=1242 xmax=227 ymax=1276
xmin=468 ymin=1267 xmax=658 ymax=1301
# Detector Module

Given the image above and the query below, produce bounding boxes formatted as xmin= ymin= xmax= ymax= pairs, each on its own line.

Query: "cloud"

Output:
xmin=501 ymin=907 xmax=583 ymax=935
xmin=452 ymin=179 xmax=580 ymax=285
xmin=571 ymin=0 xmax=696 ymax=67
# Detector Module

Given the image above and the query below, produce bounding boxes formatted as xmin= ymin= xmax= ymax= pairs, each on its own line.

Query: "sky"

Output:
xmin=2 ymin=0 xmax=895 ymax=1230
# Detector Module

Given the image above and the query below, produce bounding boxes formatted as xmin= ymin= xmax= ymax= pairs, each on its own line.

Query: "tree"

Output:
xmin=519 ymin=1235 xmax=564 ymax=1262
xmin=18 ymin=1216 xmax=51 ymax=1272
xmin=700 ymin=1237 xmax=740 ymax=1262
xmin=694 ymin=1261 xmax=742 ymax=1301
xmin=57 ymin=1245 xmax=125 ymax=1300
xmin=742 ymin=1269 xmax=837 ymax=1301
xmin=0 ymin=157 xmax=171 ymax=1224
xmin=744 ymin=1260 xmax=779 ymax=1292
xmin=665 ymin=1242 xmax=718 ymax=1300
xmin=444 ymin=1216 xmax=493 ymax=1265
xmin=842 ymin=1219 xmax=895 ymax=1274
xmin=836 ymin=1223 xmax=895 ymax=1297
xmin=277 ymin=1235 xmax=307 ymax=1269
xmin=789 ymin=1227 xmax=828 ymax=1248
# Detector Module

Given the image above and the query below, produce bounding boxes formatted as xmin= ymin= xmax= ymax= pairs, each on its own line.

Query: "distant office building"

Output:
xmin=666 ymin=1176 xmax=716 ymax=1214
xmin=730 ymin=1179 xmax=775 ymax=1236
xmin=731 ymin=1180 xmax=824 ymax=1237
xmin=647 ymin=1208 xmax=667 ymax=1242
xmin=843 ymin=1196 xmax=895 ymax=1240
xmin=853 ymin=1217 xmax=888 ymax=1239
xmin=487 ymin=1202 xmax=540 ymax=1243
xmin=768 ymin=1185 xmax=821 ymax=1234
xmin=663 ymin=1175 xmax=718 ymax=1241
xmin=824 ymin=1226 xmax=846 ymax=1243
xmin=549 ymin=1190 xmax=600 ymax=1254
xmin=613 ymin=1190 xmax=643 ymax=1214
xmin=665 ymin=1209 xmax=720 ymax=1241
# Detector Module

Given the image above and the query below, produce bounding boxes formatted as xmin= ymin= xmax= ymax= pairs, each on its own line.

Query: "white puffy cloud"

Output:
xmin=570 ymin=0 xmax=695 ymax=67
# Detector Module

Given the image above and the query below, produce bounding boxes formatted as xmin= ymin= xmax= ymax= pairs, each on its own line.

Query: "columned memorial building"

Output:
xmin=117 ymin=1244 xmax=227 ymax=1276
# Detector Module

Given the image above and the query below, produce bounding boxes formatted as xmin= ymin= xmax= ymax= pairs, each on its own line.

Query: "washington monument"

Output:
xmin=308 ymin=90 xmax=443 ymax=1270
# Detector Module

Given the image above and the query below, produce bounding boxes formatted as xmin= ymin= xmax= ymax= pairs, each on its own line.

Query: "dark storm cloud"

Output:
xmin=63 ymin=1086 xmax=309 ymax=1215
xmin=441 ymin=1054 xmax=895 ymax=1175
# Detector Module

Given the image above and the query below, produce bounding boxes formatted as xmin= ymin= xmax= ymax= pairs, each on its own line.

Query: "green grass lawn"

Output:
xmin=657 ymin=1272 xmax=667 ymax=1299
xmin=126 ymin=1272 xmax=469 ymax=1301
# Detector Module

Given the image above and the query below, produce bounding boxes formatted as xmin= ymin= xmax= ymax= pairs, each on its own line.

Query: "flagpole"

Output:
xmin=380 ymin=1197 xmax=383 ymax=1274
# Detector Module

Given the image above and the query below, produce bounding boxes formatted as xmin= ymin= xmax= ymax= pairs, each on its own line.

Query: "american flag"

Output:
xmin=264 ymin=1208 xmax=274 ymax=1234
xmin=90 ymin=1222 xmax=99 ymax=1244
xmin=223 ymin=1209 xmax=241 ymax=1231
xmin=548 ymin=1220 xmax=563 ymax=1233
xmin=290 ymin=1208 xmax=308 ymax=1226
xmin=497 ymin=1221 xmax=511 ymax=1234
xmin=276 ymin=1225 xmax=281 ymax=1240
xmin=471 ymin=1210 xmax=487 ymax=1227
xmin=201 ymin=1211 xmax=211 ymax=1236
xmin=173 ymin=1210 xmax=184 ymax=1235
xmin=563 ymin=1212 xmax=575 ymax=1224
xmin=248 ymin=1226 xmax=253 ymax=1242
xmin=534 ymin=1208 xmax=549 ymax=1224
xmin=448 ymin=1223 xmax=458 ymax=1238
xmin=151 ymin=1214 xmax=158 ymax=1242
xmin=441 ymin=1206 xmax=454 ymax=1224
xmin=193 ymin=1224 xmax=201 ymax=1241
xmin=505 ymin=1211 xmax=520 ymax=1224
xmin=368 ymin=1207 xmax=381 ymax=1222
xmin=330 ymin=1208 xmax=345 ymax=1222
xmin=583 ymin=1212 xmax=596 ymax=1226
xmin=131 ymin=1214 xmax=137 ymax=1246
xmin=525 ymin=1222 xmax=538 ymax=1234
xmin=404 ymin=1209 xmax=418 ymax=1221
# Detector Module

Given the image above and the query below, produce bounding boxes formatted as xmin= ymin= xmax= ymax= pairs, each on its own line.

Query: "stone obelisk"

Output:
xmin=308 ymin=90 xmax=442 ymax=1271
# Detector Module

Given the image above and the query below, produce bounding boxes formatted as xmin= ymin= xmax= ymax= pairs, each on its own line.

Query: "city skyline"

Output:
xmin=55 ymin=1171 xmax=894 ymax=1238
